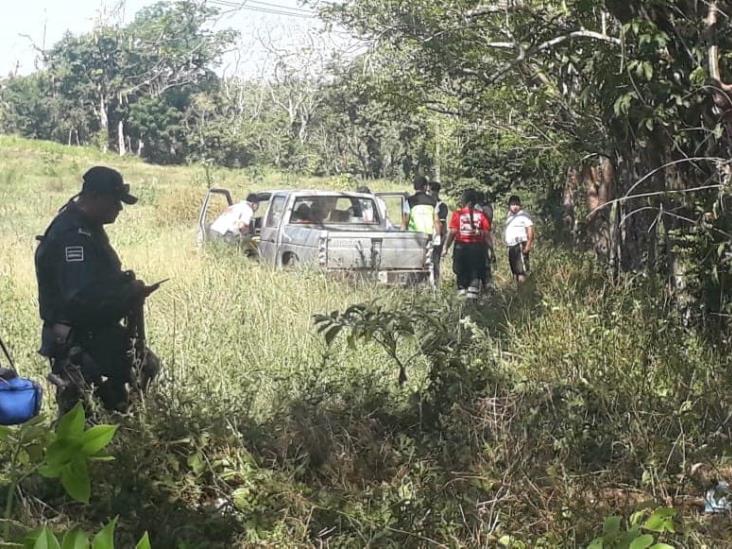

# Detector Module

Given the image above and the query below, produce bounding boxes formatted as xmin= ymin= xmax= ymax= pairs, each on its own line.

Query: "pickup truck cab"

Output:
xmin=199 ymin=188 xmax=433 ymax=284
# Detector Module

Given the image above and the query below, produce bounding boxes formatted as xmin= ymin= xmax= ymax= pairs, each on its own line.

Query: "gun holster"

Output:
xmin=40 ymin=323 xmax=73 ymax=358
xmin=41 ymin=324 xmax=101 ymax=388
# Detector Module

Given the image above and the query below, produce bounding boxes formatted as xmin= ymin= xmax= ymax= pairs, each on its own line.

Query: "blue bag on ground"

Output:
xmin=0 ymin=376 xmax=43 ymax=425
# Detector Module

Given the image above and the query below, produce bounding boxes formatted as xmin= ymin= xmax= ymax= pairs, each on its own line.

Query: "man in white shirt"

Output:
xmin=210 ymin=193 xmax=259 ymax=241
xmin=504 ymin=195 xmax=535 ymax=284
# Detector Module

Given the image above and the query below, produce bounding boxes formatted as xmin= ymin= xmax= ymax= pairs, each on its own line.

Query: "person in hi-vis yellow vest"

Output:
xmin=403 ymin=176 xmax=442 ymax=237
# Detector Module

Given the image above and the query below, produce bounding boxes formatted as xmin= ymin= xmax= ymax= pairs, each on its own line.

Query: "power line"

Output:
xmin=208 ymin=0 xmax=317 ymax=18
xmin=213 ymin=4 xmax=315 ymax=19
xmin=211 ymin=0 xmax=313 ymax=13
xmin=248 ymin=0 xmax=314 ymax=15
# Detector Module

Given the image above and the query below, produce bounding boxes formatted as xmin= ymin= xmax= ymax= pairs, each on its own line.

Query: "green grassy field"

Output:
xmin=2 ymin=137 xmax=732 ymax=547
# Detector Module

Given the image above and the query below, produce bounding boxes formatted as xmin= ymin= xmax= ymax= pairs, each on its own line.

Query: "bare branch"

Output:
xmin=467 ymin=1 xmax=525 ymax=18
xmin=458 ymin=29 xmax=620 ymax=88
xmin=534 ymin=30 xmax=621 ymax=50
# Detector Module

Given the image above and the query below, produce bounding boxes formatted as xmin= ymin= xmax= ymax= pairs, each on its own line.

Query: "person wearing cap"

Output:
xmin=35 ymin=166 xmax=160 ymax=413
xmin=504 ymin=195 xmax=535 ymax=284
xmin=404 ymin=175 xmax=441 ymax=236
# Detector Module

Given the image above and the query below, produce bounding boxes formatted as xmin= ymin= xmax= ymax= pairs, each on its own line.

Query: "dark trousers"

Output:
xmin=453 ymin=242 xmax=487 ymax=290
xmin=53 ymin=324 xmax=159 ymax=414
xmin=432 ymin=243 xmax=443 ymax=282
xmin=508 ymin=244 xmax=530 ymax=276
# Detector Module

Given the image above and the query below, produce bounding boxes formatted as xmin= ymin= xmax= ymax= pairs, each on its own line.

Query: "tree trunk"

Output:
xmin=615 ymin=135 xmax=664 ymax=273
xmin=584 ymin=157 xmax=614 ymax=261
xmin=562 ymin=166 xmax=578 ymax=242
xmin=98 ymin=93 xmax=109 ymax=152
xmin=434 ymin=140 xmax=442 ymax=182
xmin=118 ymin=120 xmax=126 ymax=156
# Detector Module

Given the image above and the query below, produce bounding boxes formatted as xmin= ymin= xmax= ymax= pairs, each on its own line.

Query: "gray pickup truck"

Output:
xmin=199 ymin=188 xmax=433 ymax=284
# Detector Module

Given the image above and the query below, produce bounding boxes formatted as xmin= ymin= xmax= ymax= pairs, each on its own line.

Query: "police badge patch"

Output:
xmin=65 ymin=246 xmax=84 ymax=262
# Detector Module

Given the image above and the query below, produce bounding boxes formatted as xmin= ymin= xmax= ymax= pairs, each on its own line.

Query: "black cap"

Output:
xmin=81 ymin=166 xmax=137 ymax=204
xmin=413 ymin=175 xmax=428 ymax=191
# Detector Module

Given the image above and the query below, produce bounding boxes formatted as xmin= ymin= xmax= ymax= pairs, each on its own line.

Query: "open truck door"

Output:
xmin=197 ymin=188 xmax=234 ymax=244
xmin=375 ymin=192 xmax=409 ymax=230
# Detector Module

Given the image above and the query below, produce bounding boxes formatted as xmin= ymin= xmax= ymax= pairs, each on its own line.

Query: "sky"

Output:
xmin=0 ymin=0 xmax=347 ymax=77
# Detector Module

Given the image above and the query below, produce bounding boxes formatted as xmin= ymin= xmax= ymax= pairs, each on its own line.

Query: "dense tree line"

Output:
xmin=0 ymin=1 xmax=445 ymax=179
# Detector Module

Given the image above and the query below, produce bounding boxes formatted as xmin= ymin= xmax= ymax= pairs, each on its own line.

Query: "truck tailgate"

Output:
xmin=326 ymin=232 xmax=430 ymax=270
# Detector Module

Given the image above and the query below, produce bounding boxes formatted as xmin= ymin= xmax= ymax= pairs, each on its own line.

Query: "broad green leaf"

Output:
xmin=643 ymin=507 xmax=676 ymax=533
xmin=60 ymin=457 xmax=90 ymax=503
xmin=587 ymin=539 xmax=603 ymax=549
xmin=80 ymin=425 xmax=118 ymax=456
xmin=91 ymin=517 xmax=118 ymax=549
xmin=0 ymin=425 xmax=11 ymax=441
xmin=649 ymin=544 xmax=675 ymax=549
xmin=32 ymin=527 xmax=61 ymax=549
xmin=39 ymin=462 xmax=64 ymax=479
xmin=55 ymin=403 xmax=85 ymax=439
xmin=629 ymin=534 xmax=654 ymax=549
xmin=630 ymin=508 xmax=650 ymax=527
xmin=134 ymin=532 xmax=151 ymax=549
xmin=642 ymin=62 xmax=653 ymax=81
xmin=44 ymin=438 xmax=82 ymax=470
xmin=61 ymin=529 xmax=90 ymax=549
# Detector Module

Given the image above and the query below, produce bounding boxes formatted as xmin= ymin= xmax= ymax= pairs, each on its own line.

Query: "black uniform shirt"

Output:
xmin=35 ymin=202 xmax=140 ymax=328
xmin=407 ymin=190 xmax=437 ymax=210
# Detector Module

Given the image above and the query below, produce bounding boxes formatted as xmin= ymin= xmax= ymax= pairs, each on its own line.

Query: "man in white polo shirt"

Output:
xmin=504 ymin=195 xmax=535 ymax=284
xmin=210 ymin=193 xmax=259 ymax=242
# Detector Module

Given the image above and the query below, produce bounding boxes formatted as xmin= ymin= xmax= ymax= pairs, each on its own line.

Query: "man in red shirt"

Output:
xmin=442 ymin=189 xmax=492 ymax=298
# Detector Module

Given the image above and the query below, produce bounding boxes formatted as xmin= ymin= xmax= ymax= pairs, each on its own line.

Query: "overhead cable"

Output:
xmin=208 ymin=0 xmax=316 ymax=18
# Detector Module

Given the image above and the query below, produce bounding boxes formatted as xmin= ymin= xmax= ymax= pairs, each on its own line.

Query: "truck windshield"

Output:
xmin=289 ymin=196 xmax=381 ymax=225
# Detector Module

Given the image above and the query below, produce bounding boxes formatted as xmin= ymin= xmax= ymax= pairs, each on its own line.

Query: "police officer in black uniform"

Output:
xmin=35 ymin=166 xmax=160 ymax=413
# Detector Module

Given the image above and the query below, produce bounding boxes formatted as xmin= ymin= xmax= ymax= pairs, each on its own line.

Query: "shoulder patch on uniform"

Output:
xmin=65 ymin=246 xmax=84 ymax=262
xmin=77 ymin=228 xmax=92 ymax=237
